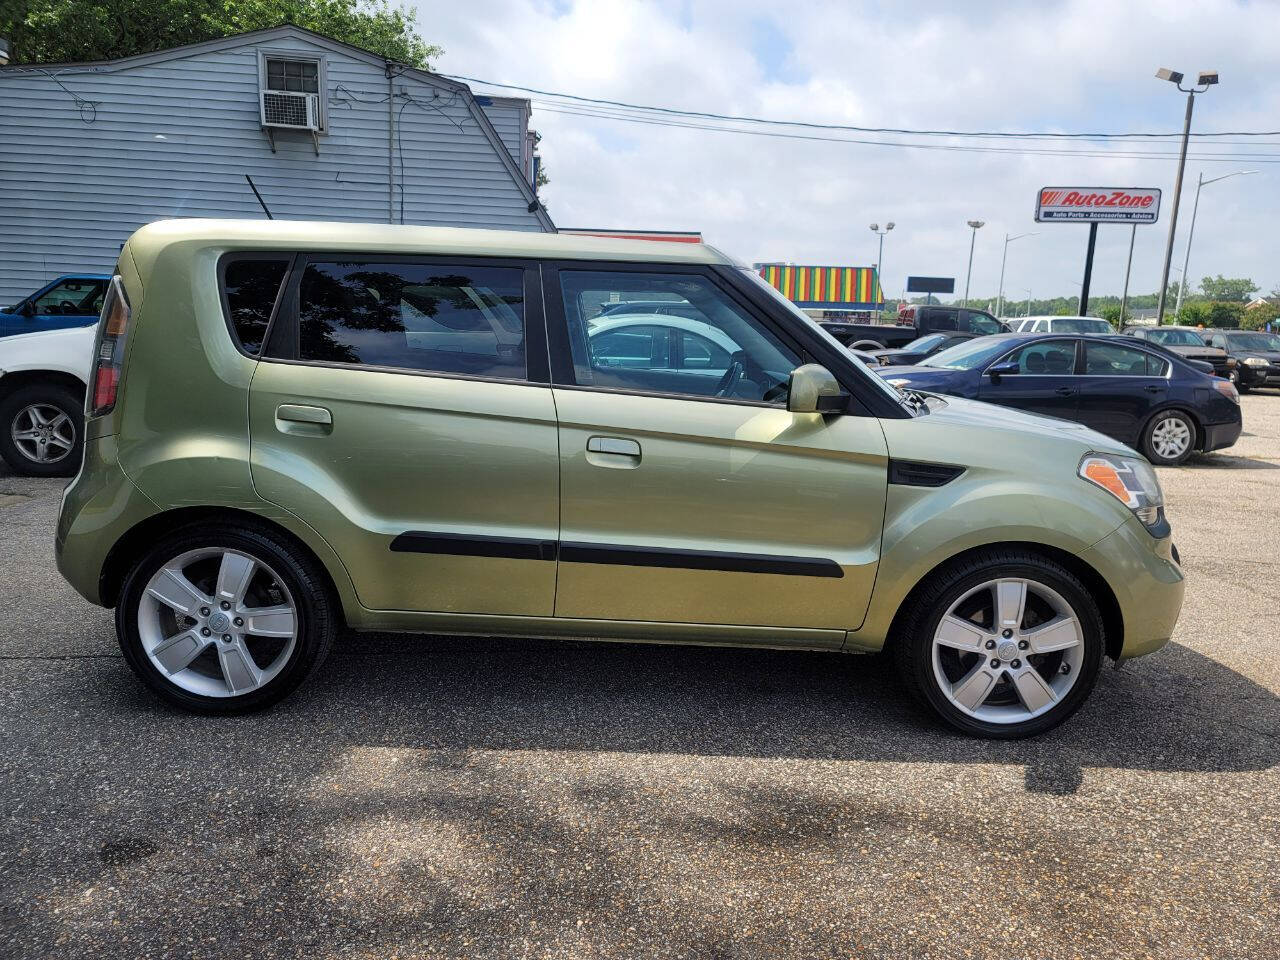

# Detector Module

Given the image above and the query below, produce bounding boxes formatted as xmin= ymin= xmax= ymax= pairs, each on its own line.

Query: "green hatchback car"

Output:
xmin=56 ymin=220 xmax=1185 ymax=737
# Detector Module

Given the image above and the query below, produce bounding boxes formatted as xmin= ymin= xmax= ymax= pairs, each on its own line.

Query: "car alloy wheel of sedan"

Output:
xmin=10 ymin=402 xmax=75 ymax=465
xmin=931 ymin=577 xmax=1085 ymax=724
xmin=1149 ymin=416 xmax=1193 ymax=461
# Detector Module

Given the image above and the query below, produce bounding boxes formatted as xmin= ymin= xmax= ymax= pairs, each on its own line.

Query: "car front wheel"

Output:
xmin=894 ymin=550 xmax=1104 ymax=739
xmin=116 ymin=523 xmax=337 ymax=712
xmin=1142 ymin=409 xmax=1197 ymax=465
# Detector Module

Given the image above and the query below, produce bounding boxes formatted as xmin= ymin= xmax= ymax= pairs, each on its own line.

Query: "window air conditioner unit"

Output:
xmin=260 ymin=90 xmax=321 ymax=131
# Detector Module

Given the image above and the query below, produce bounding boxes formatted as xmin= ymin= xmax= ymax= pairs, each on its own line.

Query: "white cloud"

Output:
xmin=418 ymin=0 xmax=1280 ymax=304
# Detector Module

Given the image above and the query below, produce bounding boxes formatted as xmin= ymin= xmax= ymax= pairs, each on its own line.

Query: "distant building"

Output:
xmin=1246 ymin=296 xmax=1276 ymax=310
xmin=0 ymin=25 xmax=552 ymax=303
xmin=754 ymin=263 xmax=885 ymax=318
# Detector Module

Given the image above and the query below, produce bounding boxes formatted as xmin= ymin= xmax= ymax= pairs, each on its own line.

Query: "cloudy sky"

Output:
xmin=417 ymin=0 xmax=1279 ymax=304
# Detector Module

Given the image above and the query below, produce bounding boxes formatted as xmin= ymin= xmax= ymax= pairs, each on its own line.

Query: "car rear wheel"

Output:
xmin=0 ymin=383 xmax=83 ymax=477
xmin=894 ymin=550 xmax=1103 ymax=739
xmin=1142 ymin=409 xmax=1196 ymax=465
xmin=116 ymin=523 xmax=337 ymax=713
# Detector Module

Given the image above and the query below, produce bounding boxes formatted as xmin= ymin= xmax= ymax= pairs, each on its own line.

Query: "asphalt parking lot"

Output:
xmin=1 ymin=396 xmax=1278 ymax=960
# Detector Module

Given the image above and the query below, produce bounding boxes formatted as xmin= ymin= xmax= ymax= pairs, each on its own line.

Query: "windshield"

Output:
xmin=905 ymin=333 xmax=948 ymax=351
xmin=1226 ymin=331 xmax=1280 ymax=351
xmin=738 ymin=268 xmax=912 ymax=409
xmin=1146 ymin=328 xmax=1206 ymax=346
xmin=923 ymin=336 xmax=1010 ymax=370
xmin=1053 ymin=318 xmax=1113 ymax=334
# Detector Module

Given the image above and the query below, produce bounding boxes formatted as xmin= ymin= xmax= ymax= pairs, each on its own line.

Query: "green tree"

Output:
xmin=1175 ymin=301 xmax=1211 ymax=327
xmin=1198 ymin=275 xmax=1258 ymax=302
xmin=1241 ymin=302 xmax=1280 ymax=331
xmin=1204 ymin=301 xmax=1245 ymax=328
xmin=2 ymin=0 xmax=440 ymax=68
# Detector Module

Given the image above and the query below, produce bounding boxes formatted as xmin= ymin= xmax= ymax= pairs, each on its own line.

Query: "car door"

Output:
xmin=977 ymin=338 xmax=1082 ymax=421
xmin=1074 ymin=340 xmax=1169 ymax=445
xmin=247 ymin=254 xmax=559 ymax=616
xmin=545 ymin=263 xmax=889 ymax=638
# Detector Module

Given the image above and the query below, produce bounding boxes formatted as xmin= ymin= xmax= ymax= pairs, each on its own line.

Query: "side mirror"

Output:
xmin=986 ymin=361 xmax=1020 ymax=382
xmin=788 ymin=363 xmax=847 ymax=414
xmin=17 ymin=301 xmax=35 ymax=317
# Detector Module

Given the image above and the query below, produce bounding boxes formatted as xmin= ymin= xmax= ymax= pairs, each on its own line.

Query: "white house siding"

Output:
xmin=0 ymin=29 xmax=550 ymax=303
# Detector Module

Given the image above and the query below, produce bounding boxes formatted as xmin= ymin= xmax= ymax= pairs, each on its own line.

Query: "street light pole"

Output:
xmin=1155 ymin=68 xmax=1218 ymax=325
xmin=1173 ymin=169 xmax=1257 ymax=317
xmin=997 ymin=232 xmax=1036 ymax=319
xmin=964 ymin=220 xmax=984 ymax=306
xmin=869 ymin=222 xmax=895 ymax=311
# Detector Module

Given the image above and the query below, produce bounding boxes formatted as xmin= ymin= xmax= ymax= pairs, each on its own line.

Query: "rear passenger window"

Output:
xmin=296 ymin=260 xmax=526 ymax=380
xmin=1084 ymin=341 xmax=1166 ymax=376
xmin=223 ymin=258 xmax=289 ymax=355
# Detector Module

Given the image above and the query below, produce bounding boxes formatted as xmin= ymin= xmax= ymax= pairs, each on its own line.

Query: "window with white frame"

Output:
xmin=258 ymin=52 xmax=326 ymax=131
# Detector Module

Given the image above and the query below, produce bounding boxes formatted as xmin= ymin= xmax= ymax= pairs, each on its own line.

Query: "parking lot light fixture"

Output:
xmin=1155 ymin=67 xmax=1219 ymax=325
xmin=997 ymin=232 xmax=1036 ymax=319
xmin=1174 ymin=169 xmax=1257 ymax=316
xmin=964 ymin=220 xmax=985 ymax=307
xmin=870 ymin=222 xmax=895 ymax=304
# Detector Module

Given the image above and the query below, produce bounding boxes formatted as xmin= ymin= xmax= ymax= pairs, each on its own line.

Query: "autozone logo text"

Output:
xmin=1040 ymin=190 xmax=1155 ymax=209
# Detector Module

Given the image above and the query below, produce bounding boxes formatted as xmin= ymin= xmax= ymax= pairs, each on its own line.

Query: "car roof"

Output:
xmin=123 ymin=219 xmax=735 ymax=278
xmin=1019 ymin=315 xmax=1108 ymax=322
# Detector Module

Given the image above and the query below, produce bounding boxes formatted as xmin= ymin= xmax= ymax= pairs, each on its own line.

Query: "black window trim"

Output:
xmin=258 ymin=251 xmax=551 ymax=387
xmin=217 ymin=252 xmax=296 ymax=358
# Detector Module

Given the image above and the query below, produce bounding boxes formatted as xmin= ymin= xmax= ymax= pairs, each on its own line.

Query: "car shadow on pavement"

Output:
xmin=240 ymin=630 xmax=1280 ymax=795
xmin=1186 ymin=452 xmax=1280 ymax=469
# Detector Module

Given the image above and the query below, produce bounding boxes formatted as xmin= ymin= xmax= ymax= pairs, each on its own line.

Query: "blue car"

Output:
xmin=1 ymin=274 xmax=111 ymax=338
xmin=876 ymin=333 xmax=1242 ymax=465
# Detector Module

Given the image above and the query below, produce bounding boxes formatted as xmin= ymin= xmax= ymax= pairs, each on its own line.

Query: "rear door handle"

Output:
xmin=587 ymin=436 xmax=641 ymax=457
xmin=1054 ymin=386 xmax=1077 ymax=396
xmin=1144 ymin=385 xmax=1163 ymax=393
xmin=276 ymin=404 xmax=332 ymax=425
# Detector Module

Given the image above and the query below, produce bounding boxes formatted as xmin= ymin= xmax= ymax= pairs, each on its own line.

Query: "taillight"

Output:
xmin=88 ymin=277 xmax=131 ymax=417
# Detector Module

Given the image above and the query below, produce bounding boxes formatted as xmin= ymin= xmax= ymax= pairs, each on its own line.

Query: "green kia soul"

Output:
xmin=55 ymin=220 xmax=1185 ymax=737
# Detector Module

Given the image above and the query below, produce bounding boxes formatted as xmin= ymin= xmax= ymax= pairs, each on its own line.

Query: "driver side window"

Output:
xmin=1001 ymin=339 xmax=1078 ymax=375
xmin=557 ymin=270 xmax=800 ymax=404
xmin=33 ymin=278 xmax=107 ymax=316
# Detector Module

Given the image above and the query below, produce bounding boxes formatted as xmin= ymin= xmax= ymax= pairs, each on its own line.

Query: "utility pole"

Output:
xmin=1155 ymin=67 xmax=1219 ymax=325
xmin=1119 ymin=224 xmax=1136 ymax=325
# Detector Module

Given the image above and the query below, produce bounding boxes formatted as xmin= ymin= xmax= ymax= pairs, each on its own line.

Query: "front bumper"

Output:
xmin=1078 ymin=518 xmax=1185 ymax=661
xmin=1241 ymin=362 xmax=1280 ymax=385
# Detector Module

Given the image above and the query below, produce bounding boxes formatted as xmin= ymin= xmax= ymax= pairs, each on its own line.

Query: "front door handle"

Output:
xmin=276 ymin=404 xmax=332 ymax=425
xmin=1054 ymin=386 xmax=1077 ymax=396
xmin=587 ymin=436 xmax=641 ymax=457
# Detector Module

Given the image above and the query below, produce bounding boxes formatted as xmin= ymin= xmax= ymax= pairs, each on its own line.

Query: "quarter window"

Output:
xmin=558 ymin=270 xmax=800 ymax=403
xmin=1084 ymin=341 xmax=1168 ymax=377
xmin=223 ymin=258 xmax=289 ymax=355
xmin=296 ymin=260 xmax=527 ymax=380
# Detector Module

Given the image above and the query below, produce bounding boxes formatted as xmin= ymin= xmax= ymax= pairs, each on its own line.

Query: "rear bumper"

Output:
xmin=1202 ymin=417 xmax=1242 ymax=452
xmin=1079 ymin=518 xmax=1185 ymax=661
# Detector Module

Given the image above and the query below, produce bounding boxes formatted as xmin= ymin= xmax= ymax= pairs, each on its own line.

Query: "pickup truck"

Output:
xmin=818 ymin=304 xmax=1006 ymax=349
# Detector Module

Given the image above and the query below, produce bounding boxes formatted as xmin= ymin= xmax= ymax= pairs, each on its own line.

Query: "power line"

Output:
xmin=532 ymin=102 xmax=1280 ymax=163
xmin=449 ymin=73 xmax=1280 ymax=141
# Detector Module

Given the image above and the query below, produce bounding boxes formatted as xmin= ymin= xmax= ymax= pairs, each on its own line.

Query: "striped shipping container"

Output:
xmin=755 ymin=264 xmax=884 ymax=310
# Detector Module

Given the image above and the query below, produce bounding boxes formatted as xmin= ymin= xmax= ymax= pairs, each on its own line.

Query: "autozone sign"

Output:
xmin=1035 ymin=187 xmax=1161 ymax=223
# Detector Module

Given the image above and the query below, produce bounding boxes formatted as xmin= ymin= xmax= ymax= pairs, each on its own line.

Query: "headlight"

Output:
xmin=1079 ymin=453 xmax=1165 ymax=529
xmin=1244 ymin=356 xmax=1268 ymax=367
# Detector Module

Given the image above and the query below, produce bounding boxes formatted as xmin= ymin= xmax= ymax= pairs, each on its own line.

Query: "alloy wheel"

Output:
xmin=1150 ymin=416 xmax=1192 ymax=461
xmin=931 ymin=578 xmax=1084 ymax=725
xmin=138 ymin=548 xmax=298 ymax=697
xmin=10 ymin=403 xmax=74 ymax=464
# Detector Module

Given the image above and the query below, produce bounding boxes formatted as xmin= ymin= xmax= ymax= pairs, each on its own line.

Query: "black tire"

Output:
xmin=893 ymin=549 xmax=1104 ymax=739
xmin=115 ymin=522 xmax=337 ymax=713
xmin=1140 ymin=408 xmax=1197 ymax=466
xmin=849 ymin=339 xmax=887 ymax=350
xmin=0 ymin=383 xmax=84 ymax=477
